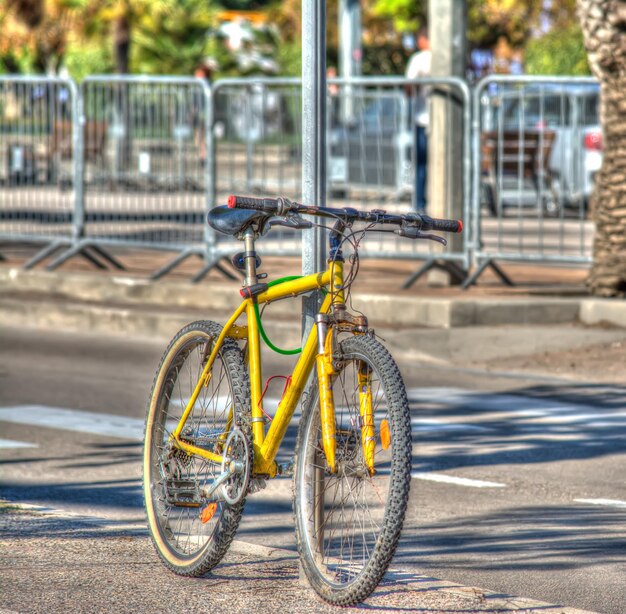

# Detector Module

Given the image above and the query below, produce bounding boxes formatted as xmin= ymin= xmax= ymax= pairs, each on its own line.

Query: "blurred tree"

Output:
xmin=467 ymin=0 xmax=543 ymax=48
xmin=371 ymin=0 xmax=426 ymax=34
xmin=371 ymin=0 xmax=545 ymax=49
xmin=525 ymin=22 xmax=591 ymax=75
xmin=63 ymin=40 xmax=113 ymax=80
xmin=131 ymin=0 xmax=216 ymax=75
xmin=70 ymin=0 xmax=141 ymax=74
xmin=577 ymin=0 xmax=626 ymax=296
xmin=0 ymin=0 xmax=77 ymax=73
xmin=268 ymin=0 xmax=338 ymax=47
xmin=219 ymin=0 xmax=272 ymax=7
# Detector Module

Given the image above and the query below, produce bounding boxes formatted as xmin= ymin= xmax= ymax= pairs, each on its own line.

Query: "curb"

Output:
xmin=1 ymin=268 xmax=610 ymax=331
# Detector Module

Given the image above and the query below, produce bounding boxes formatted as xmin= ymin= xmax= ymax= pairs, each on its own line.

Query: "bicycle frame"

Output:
xmin=170 ymin=258 xmax=363 ymax=478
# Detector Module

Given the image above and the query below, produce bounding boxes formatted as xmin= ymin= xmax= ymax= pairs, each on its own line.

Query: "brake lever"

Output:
xmin=394 ymin=227 xmax=447 ymax=246
xmin=268 ymin=215 xmax=313 ymax=230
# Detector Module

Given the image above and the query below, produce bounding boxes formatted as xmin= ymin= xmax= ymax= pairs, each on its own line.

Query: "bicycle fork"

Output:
xmin=315 ymin=314 xmax=337 ymax=473
xmin=314 ymin=315 xmax=376 ymax=476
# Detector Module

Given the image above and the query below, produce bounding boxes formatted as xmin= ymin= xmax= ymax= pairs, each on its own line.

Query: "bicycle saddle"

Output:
xmin=207 ymin=205 xmax=266 ymax=236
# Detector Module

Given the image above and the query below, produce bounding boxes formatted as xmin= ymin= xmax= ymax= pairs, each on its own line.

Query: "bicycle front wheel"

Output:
xmin=143 ymin=320 xmax=251 ymax=577
xmin=293 ymin=334 xmax=412 ymax=605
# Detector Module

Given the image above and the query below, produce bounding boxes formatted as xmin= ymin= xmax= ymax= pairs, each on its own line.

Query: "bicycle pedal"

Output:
xmin=165 ymin=479 xmax=202 ymax=508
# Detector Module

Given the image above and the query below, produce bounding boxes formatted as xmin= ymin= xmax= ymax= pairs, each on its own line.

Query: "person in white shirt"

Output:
xmin=405 ymin=28 xmax=431 ymax=212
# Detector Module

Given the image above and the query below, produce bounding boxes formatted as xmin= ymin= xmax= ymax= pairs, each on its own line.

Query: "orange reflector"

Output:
xmin=380 ymin=419 xmax=391 ymax=450
xmin=200 ymin=502 xmax=218 ymax=523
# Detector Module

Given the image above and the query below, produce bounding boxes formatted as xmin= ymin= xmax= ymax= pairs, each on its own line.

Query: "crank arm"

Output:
xmin=201 ymin=457 xmax=245 ymax=501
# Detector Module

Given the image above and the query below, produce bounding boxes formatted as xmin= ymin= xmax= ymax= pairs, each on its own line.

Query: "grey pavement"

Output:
xmin=1 ymin=247 xmax=625 ymax=613
xmin=0 ymin=502 xmax=597 ymax=614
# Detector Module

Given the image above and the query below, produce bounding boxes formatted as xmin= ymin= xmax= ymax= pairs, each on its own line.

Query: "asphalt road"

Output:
xmin=1 ymin=325 xmax=625 ymax=613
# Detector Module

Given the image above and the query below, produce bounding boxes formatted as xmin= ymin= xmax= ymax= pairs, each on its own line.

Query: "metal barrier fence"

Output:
xmin=45 ymin=75 xmax=213 ymax=274
xmin=0 ymin=73 xmax=601 ymax=285
xmin=468 ymin=75 xmax=598 ymax=286
xmin=208 ymin=76 xmax=471 ymax=286
xmin=0 ymin=76 xmax=79 ymax=267
xmin=203 ymin=78 xmax=304 ymax=280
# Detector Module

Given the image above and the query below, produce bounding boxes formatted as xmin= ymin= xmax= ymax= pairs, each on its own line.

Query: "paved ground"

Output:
xmin=1 ymin=242 xmax=625 ymax=613
xmin=1 ymin=325 xmax=625 ymax=613
xmin=2 ymin=503 xmax=596 ymax=614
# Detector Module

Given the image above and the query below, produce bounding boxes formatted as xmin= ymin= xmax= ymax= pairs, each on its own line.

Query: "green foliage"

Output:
xmin=467 ymin=0 xmax=543 ymax=48
xmin=64 ymin=41 xmax=113 ymax=81
xmin=525 ymin=23 xmax=591 ymax=76
xmin=372 ymin=0 xmax=426 ymax=33
xmin=220 ymin=0 xmax=273 ymax=7
xmin=275 ymin=41 xmax=302 ymax=77
xmin=0 ymin=47 xmax=35 ymax=74
xmin=131 ymin=0 xmax=216 ymax=75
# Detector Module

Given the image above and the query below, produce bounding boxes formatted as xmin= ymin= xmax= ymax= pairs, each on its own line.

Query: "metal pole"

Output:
xmin=72 ymin=80 xmax=85 ymax=241
xmin=339 ymin=0 xmax=361 ymax=124
xmin=428 ymin=0 xmax=467 ymax=284
xmin=301 ymin=0 xmax=327 ymax=338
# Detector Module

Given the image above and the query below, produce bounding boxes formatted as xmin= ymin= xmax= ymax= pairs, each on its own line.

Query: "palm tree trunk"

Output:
xmin=587 ymin=73 xmax=626 ymax=296
xmin=577 ymin=0 xmax=626 ymax=296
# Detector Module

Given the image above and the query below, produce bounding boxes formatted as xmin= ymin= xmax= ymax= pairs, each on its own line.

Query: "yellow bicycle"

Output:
xmin=143 ymin=195 xmax=463 ymax=605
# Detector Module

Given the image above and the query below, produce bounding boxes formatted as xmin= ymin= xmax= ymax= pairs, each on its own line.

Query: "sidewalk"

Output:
xmin=2 ymin=244 xmax=626 ymax=384
xmin=2 ymin=244 xmax=626 ymax=332
xmin=0 ymin=502 xmax=597 ymax=614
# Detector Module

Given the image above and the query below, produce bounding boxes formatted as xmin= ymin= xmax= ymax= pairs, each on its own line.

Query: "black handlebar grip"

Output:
xmin=429 ymin=218 xmax=463 ymax=234
xmin=227 ymin=194 xmax=279 ymax=212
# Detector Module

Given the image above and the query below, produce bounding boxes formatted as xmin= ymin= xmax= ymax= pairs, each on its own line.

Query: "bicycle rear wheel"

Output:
xmin=293 ymin=334 xmax=412 ymax=605
xmin=143 ymin=320 xmax=251 ymax=576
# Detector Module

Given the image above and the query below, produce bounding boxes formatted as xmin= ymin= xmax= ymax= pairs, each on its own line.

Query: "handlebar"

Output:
xmin=227 ymin=194 xmax=284 ymax=214
xmin=227 ymin=194 xmax=463 ymax=235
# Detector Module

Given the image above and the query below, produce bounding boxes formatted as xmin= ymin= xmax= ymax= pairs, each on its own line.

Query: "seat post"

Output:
xmin=242 ymin=228 xmax=257 ymax=287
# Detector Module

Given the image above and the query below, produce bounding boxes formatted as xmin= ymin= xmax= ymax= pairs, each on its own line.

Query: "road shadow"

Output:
xmin=397 ymin=503 xmax=626 ymax=572
xmin=409 ymin=382 xmax=626 ymax=472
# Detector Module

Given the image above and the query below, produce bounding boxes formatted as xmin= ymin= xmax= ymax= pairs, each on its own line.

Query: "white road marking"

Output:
xmin=574 ymin=498 xmax=626 ymax=509
xmin=406 ymin=387 xmax=626 ymax=426
xmin=0 ymin=438 xmax=37 ymax=449
xmin=412 ymin=471 xmax=506 ymax=488
xmin=0 ymin=406 xmax=144 ymax=440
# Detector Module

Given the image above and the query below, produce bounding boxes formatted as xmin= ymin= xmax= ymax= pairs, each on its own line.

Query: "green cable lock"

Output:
xmin=253 ymin=276 xmax=304 ymax=355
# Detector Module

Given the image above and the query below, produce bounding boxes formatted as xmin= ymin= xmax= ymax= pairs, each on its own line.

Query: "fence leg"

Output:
xmin=150 ymin=248 xmax=198 ymax=281
xmin=191 ymin=256 xmax=240 ymax=284
xmin=46 ymin=242 xmax=102 ymax=271
xmin=23 ymin=241 xmax=66 ymax=270
xmin=401 ymin=261 xmax=434 ymax=289
xmin=88 ymin=245 xmax=126 ymax=270
xmin=461 ymin=259 xmax=515 ymax=289
xmin=402 ymin=259 xmax=466 ymax=290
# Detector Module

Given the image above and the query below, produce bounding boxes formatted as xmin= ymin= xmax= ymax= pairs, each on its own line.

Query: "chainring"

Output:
xmin=220 ymin=427 xmax=251 ymax=505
